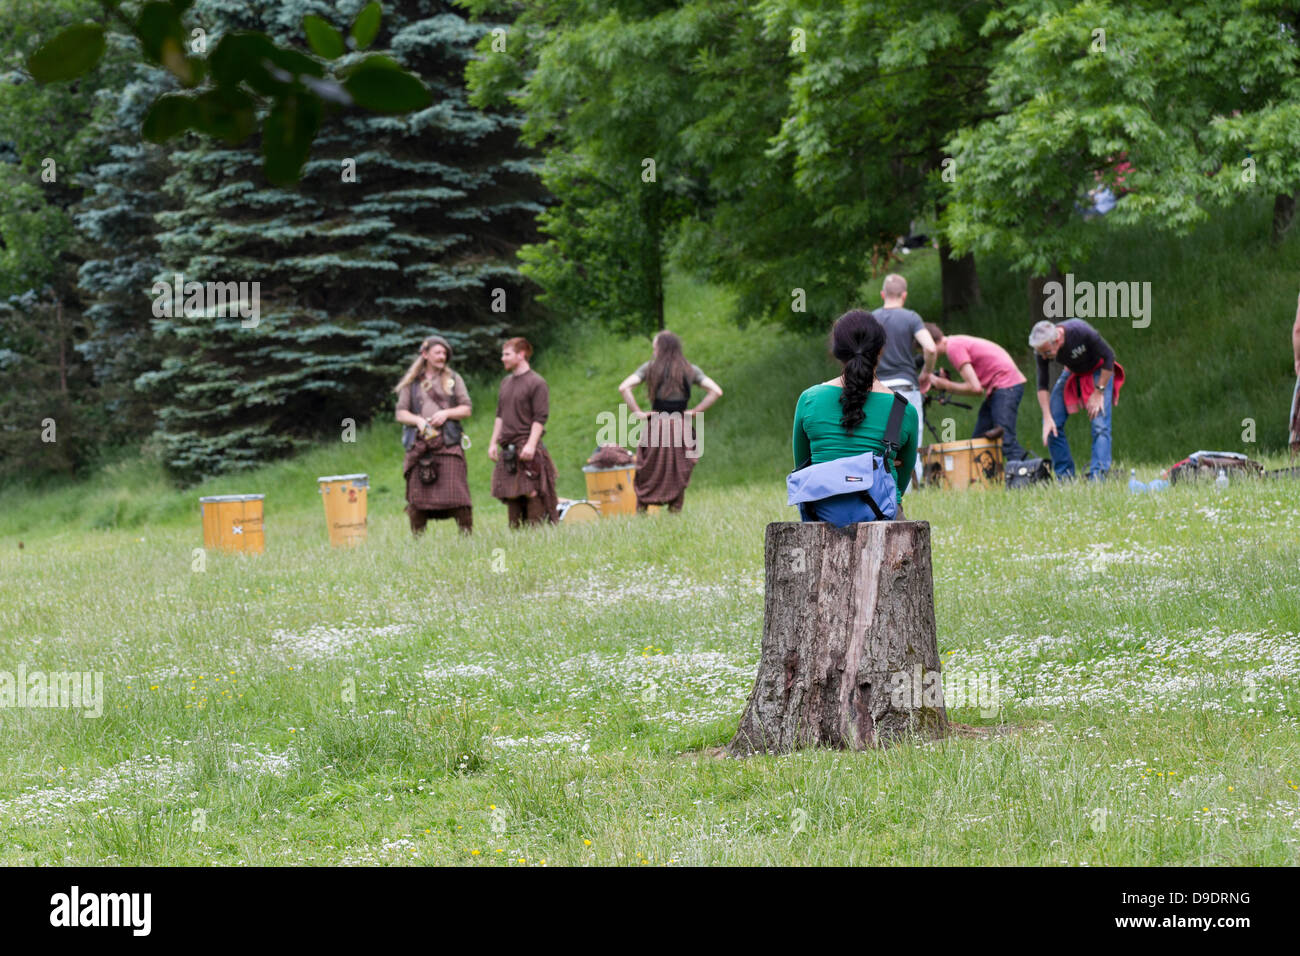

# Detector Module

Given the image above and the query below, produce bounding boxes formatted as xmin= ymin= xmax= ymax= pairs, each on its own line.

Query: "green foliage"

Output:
xmin=24 ymin=0 xmax=432 ymax=186
xmin=465 ymin=0 xmax=736 ymax=336
xmin=351 ymin=1 xmax=382 ymax=50
xmin=0 ymin=0 xmax=139 ymax=481
xmin=466 ymin=0 xmax=1300 ymax=329
xmin=302 ymin=15 xmax=345 ymax=59
xmin=25 ymin=22 xmax=106 ymax=82
xmin=1 ymin=0 xmax=543 ymax=485
xmin=942 ymin=1 xmax=1300 ymax=274
xmin=462 ymin=0 xmax=1008 ymax=332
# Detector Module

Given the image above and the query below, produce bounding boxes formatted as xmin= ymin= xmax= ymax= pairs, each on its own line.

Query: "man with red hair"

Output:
xmin=489 ymin=337 xmax=559 ymax=527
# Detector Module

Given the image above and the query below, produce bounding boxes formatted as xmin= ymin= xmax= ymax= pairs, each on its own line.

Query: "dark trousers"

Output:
xmin=973 ymin=384 xmax=1028 ymax=462
xmin=636 ymin=491 xmax=685 ymax=513
xmin=408 ymin=505 xmax=472 ymax=535
xmin=503 ymin=495 xmax=548 ymax=528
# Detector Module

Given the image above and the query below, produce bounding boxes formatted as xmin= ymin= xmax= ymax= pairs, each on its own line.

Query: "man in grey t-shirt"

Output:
xmin=873 ymin=273 xmax=937 ymax=485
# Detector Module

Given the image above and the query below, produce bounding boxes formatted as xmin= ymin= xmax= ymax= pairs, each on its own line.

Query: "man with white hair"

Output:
xmin=1029 ymin=318 xmax=1125 ymax=480
xmin=874 ymin=273 xmax=936 ymax=486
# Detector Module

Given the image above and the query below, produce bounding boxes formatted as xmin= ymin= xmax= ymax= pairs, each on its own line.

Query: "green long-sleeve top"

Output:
xmin=792 ymin=385 xmax=921 ymax=503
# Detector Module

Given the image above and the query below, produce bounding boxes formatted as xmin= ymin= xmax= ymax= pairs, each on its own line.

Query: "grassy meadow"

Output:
xmin=1 ymin=476 xmax=1298 ymax=865
xmin=1 ymin=206 xmax=1299 ymax=865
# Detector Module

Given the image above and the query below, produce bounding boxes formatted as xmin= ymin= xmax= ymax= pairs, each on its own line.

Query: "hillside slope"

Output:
xmin=3 ymin=199 xmax=1297 ymax=540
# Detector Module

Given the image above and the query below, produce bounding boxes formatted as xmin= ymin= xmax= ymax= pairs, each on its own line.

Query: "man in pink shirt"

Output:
xmin=924 ymin=323 xmax=1029 ymax=461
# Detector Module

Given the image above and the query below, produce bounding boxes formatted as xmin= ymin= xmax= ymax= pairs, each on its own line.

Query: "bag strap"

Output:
xmin=882 ymin=391 xmax=909 ymax=458
xmin=858 ymin=489 xmax=887 ymax=521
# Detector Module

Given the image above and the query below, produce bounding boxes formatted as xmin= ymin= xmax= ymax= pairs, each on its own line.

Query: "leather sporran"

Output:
xmin=417 ymin=455 xmax=439 ymax=484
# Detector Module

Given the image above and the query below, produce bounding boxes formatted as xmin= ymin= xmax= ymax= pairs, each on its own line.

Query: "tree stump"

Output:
xmin=729 ymin=521 xmax=948 ymax=756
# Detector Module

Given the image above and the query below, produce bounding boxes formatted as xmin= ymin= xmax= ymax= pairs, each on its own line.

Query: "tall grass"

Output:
xmin=1 ymin=475 xmax=1297 ymax=865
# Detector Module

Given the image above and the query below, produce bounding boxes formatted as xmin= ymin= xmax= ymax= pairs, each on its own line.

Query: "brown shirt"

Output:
xmin=495 ymin=369 xmax=549 ymax=445
xmin=397 ymin=368 xmax=471 ymax=420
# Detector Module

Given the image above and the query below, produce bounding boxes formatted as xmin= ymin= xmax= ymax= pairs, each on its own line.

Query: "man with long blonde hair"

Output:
xmin=395 ymin=335 xmax=473 ymax=534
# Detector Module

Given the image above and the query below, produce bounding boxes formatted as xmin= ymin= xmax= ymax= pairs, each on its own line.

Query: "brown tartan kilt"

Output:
xmin=490 ymin=442 xmax=559 ymax=521
xmin=403 ymin=438 xmax=472 ymax=511
xmin=633 ymin=417 xmax=698 ymax=505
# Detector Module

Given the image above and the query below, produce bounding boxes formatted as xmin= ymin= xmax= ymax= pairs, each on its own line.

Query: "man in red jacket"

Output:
xmin=1029 ymin=319 xmax=1126 ymax=480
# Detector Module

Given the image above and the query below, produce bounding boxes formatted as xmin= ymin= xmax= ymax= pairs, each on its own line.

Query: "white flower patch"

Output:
xmin=225 ymin=745 xmax=292 ymax=776
xmin=536 ymin=564 xmax=746 ymax=608
xmin=648 ymin=705 xmax=747 ymax=730
xmin=554 ymin=648 xmax=755 ymax=728
xmin=339 ymin=837 xmax=421 ymax=866
xmin=491 ymin=731 xmax=589 ymax=753
xmin=268 ymin=622 xmax=409 ymax=662
xmin=0 ymin=742 xmax=295 ymax=829
xmin=422 ymin=663 xmax=498 ymax=680
xmin=0 ymin=755 xmax=191 ymax=828
xmin=957 ymin=625 xmax=1300 ymax=716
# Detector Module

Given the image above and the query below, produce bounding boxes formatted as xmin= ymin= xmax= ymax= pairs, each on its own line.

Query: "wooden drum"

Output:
xmin=919 ymin=438 xmax=1004 ymax=490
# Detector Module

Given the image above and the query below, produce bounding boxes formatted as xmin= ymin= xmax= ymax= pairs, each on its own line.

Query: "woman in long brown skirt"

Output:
xmin=617 ymin=331 xmax=722 ymax=513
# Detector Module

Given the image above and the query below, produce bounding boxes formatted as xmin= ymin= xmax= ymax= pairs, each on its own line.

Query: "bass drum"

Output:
xmin=557 ymin=499 xmax=600 ymax=523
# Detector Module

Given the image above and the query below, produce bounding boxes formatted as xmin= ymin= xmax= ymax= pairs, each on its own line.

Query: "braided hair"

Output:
xmin=830 ymin=310 xmax=886 ymax=430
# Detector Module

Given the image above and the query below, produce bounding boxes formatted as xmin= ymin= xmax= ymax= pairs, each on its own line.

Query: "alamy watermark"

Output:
xmin=595 ymin=403 xmax=703 ymax=458
xmin=1041 ymin=273 xmax=1151 ymax=328
xmin=889 ymin=663 xmax=1001 ymax=718
xmin=0 ymin=666 xmax=104 ymax=718
xmin=49 ymin=886 xmax=150 ymax=936
xmin=151 ymin=272 xmax=261 ymax=328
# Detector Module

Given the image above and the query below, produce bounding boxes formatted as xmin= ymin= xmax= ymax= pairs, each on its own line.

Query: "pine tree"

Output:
xmin=74 ymin=63 xmax=178 ymax=443
xmin=144 ymin=0 xmax=543 ymax=481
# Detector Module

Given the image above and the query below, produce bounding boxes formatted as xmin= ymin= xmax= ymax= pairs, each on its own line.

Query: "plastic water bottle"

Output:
xmin=1148 ymin=478 xmax=1168 ymax=492
xmin=1215 ymin=468 xmax=1229 ymax=491
xmin=1128 ymin=468 xmax=1147 ymax=494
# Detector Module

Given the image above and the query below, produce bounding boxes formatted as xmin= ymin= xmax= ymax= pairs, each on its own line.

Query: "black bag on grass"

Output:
xmin=1006 ymin=457 xmax=1051 ymax=489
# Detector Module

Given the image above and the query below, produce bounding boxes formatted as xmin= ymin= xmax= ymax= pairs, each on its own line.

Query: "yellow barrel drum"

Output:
xmin=317 ymin=473 xmax=368 ymax=546
xmin=920 ymin=438 xmax=1004 ymax=490
xmin=199 ymin=494 xmax=265 ymax=553
xmin=582 ymin=464 xmax=637 ymax=516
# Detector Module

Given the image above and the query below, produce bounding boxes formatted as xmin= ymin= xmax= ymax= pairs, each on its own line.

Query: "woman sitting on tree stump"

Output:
xmin=790 ymin=310 xmax=921 ymax=526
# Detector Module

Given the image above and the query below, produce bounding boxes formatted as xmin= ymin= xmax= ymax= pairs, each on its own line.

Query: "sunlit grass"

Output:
xmin=1 ymin=473 xmax=1297 ymax=865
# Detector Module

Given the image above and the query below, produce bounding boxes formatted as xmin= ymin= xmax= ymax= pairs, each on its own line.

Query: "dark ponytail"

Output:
xmin=830 ymin=309 xmax=886 ymax=430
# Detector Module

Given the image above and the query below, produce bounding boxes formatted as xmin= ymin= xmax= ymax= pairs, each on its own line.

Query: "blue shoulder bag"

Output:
xmin=786 ymin=392 xmax=909 ymax=527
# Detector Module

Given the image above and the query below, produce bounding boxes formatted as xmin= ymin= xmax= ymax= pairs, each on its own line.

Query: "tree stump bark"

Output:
xmin=729 ymin=521 xmax=948 ymax=756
